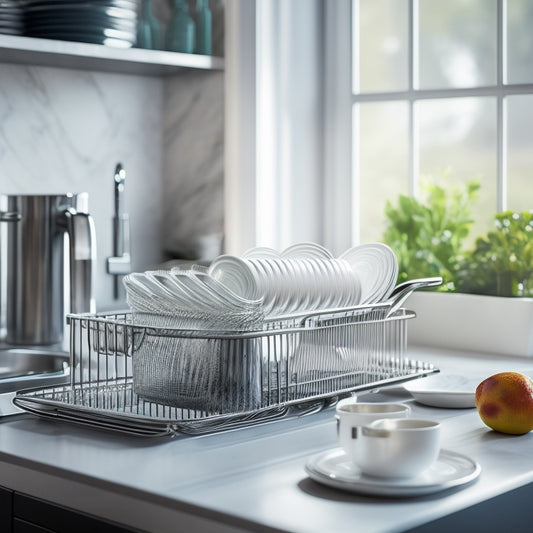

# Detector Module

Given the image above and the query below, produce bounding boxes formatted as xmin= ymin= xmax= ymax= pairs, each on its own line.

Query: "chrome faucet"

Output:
xmin=106 ymin=163 xmax=131 ymax=299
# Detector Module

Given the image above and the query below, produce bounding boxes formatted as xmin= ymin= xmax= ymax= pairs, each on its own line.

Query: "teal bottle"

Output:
xmin=195 ymin=0 xmax=212 ymax=55
xmin=136 ymin=0 xmax=161 ymax=50
xmin=166 ymin=0 xmax=195 ymax=54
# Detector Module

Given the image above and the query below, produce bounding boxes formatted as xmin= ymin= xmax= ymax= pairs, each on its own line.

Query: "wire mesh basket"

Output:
xmin=14 ymin=305 xmax=438 ymax=436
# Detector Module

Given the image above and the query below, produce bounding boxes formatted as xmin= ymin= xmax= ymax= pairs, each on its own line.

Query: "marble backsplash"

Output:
xmin=163 ymin=69 xmax=224 ymax=260
xmin=0 ymin=64 xmax=165 ymax=309
xmin=0 ymin=62 xmax=224 ymax=309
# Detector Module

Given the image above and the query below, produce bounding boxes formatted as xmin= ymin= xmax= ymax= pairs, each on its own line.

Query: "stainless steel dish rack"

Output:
xmin=13 ymin=304 xmax=438 ymax=437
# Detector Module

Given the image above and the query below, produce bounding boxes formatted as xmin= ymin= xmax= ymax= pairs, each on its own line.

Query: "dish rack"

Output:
xmin=13 ymin=304 xmax=438 ymax=437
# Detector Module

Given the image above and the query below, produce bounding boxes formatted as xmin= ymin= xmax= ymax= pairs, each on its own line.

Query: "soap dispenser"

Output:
xmin=166 ymin=0 xmax=195 ymax=54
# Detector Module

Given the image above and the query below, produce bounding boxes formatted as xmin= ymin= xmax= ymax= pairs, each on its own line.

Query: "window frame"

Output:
xmin=351 ymin=0 xmax=533 ymax=243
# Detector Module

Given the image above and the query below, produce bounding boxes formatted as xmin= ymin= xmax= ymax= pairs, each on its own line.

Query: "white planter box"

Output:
xmin=406 ymin=292 xmax=533 ymax=357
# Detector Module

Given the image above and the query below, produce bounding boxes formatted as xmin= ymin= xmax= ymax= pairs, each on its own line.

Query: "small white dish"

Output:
xmin=305 ymin=448 xmax=481 ymax=497
xmin=403 ymin=374 xmax=480 ymax=408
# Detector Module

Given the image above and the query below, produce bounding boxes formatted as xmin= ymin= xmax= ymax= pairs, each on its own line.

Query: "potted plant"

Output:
xmin=383 ymin=180 xmax=533 ymax=356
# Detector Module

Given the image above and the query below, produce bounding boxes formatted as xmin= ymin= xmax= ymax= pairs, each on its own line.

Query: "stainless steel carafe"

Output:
xmin=0 ymin=193 xmax=96 ymax=346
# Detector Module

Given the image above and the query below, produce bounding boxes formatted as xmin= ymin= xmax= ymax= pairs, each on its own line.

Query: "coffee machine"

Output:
xmin=0 ymin=193 xmax=96 ymax=347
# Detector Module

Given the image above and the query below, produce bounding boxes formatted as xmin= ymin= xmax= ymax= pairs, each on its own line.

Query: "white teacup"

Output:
xmin=335 ymin=402 xmax=410 ymax=462
xmin=356 ymin=418 xmax=441 ymax=478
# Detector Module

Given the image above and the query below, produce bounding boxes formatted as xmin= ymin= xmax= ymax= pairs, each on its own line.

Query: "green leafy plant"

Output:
xmin=383 ymin=177 xmax=533 ymax=297
xmin=382 ymin=178 xmax=480 ymax=290
xmin=455 ymin=210 xmax=533 ymax=297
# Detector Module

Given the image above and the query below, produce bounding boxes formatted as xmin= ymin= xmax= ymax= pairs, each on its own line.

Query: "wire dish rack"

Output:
xmin=13 ymin=305 xmax=438 ymax=437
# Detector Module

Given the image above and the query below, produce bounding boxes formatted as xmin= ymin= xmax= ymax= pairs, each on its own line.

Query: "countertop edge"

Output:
xmin=0 ymin=452 xmax=281 ymax=533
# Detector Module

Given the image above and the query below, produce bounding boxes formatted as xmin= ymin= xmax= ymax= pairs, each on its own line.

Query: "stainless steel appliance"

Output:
xmin=0 ymin=193 xmax=96 ymax=347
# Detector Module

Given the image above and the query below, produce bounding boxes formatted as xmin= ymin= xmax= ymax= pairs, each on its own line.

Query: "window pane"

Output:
xmin=418 ymin=0 xmax=497 ymax=89
xmin=357 ymin=101 xmax=409 ymax=242
xmin=418 ymin=97 xmax=497 ymax=241
xmin=358 ymin=0 xmax=409 ymax=93
xmin=507 ymin=0 xmax=533 ymax=84
xmin=507 ymin=95 xmax=533 ymax=211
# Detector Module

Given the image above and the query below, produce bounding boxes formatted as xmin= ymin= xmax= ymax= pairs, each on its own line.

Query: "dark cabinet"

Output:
xmin=0 ymin=486 xmax=13 ymax=531
xmin=0 ymin=486 xmax=138 ymax=533
xmin=13 ymin=518 xmax=54 ymax=533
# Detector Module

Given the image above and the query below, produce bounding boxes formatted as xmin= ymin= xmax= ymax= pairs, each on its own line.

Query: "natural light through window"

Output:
xmin=352 ymin=0 xmax=533 ymax=297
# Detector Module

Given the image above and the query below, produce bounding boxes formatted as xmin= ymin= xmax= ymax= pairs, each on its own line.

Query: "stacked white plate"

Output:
xmin=0 ymin=1 xmax=23 ymax=35
xmin=210 ymin=245 xmax=364 ymax=316
xmin=123 ymin=267 xmax=264 ymax=330
xmin=23 ymin=0 xmax=137 ymax=48
xmin=124 ymin=242 xmax=400 ymax=328
xmin=207 ymin=242 xmax=399 ymax=317
xmin=339 ymin=243 xmax=398 ymax=305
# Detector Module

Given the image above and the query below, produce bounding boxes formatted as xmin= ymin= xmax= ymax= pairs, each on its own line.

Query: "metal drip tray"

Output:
xmin=0 ymin=348 xmax=70 ymax=416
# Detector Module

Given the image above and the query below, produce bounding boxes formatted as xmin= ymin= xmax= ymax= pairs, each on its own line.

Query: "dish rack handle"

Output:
xmin=295 ymin=277 xmax=443 ymax=326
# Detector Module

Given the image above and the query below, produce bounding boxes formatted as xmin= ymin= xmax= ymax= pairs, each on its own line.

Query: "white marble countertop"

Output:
xmin=1 ymin=346 xmax=533 ymax=533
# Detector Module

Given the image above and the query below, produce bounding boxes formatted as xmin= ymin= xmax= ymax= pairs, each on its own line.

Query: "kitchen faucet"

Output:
xmin=106 ymin=163 xmax=131 ymax=299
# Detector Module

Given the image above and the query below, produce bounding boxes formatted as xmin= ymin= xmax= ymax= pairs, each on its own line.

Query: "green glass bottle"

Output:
xmin=137 ymin=0 xmax=161 ymax=50
xmin=195 ymin=0 xmax=212 ymax=55
xmin=166 ymin=0 xmax=195 ymax=54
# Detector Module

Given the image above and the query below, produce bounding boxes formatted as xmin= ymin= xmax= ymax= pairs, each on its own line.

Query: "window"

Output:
xmin=352 ymin=0 xmax=533 ymax=245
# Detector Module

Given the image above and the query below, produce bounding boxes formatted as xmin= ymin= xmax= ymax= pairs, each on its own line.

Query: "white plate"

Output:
xmin=185 ymin=270 xmax=263 ymax=310
xmin=305 ymin=448 xmax=481 ymax=497
xmin=281 ymin=242 xmax=333 ymax=259
xmin=208 ymin=255 xmax=259 ymax=301
xmin=339 ymin=243 xmax=398 ymax=304
xmin=242 ymin=246 xmax=280 ymax=259
xmin=403 ymin=374 xmax=481 ymax=408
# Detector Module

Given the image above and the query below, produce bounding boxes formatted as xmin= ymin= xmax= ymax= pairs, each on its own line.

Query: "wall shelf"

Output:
xmin=0 ymin=34 xmax=224 ymax=76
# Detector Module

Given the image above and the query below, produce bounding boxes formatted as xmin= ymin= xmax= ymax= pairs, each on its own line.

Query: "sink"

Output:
xmin=0 ymin=348 xmax=70 ymax=416
xmin=0 ymin=348 xmax=68 ymax=380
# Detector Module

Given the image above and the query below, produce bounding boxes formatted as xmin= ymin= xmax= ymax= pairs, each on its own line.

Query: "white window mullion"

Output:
xmin=497 ymin=0 xmax=507 ymax=212
xmin=323 ymin=0 xmax=354 ymax=253
xmin=409 ymin=101 xmax=419 ymax=199
xmin=352 ymin=0 xmax=360 ymax=95
xmin=352 ymin=103 xmax=361 ymax=244
xmin=351 ymin=0 xmax=360 ymax=245
xmin=498 ymin=96 xmax=507 ymax=212
xmin=410 ymin=0 xmax=419 ymax=91
xmin=408 ymin=0 xmax=419 ymax=198
xmin=224 ymin=0 xmax=258 ymax=255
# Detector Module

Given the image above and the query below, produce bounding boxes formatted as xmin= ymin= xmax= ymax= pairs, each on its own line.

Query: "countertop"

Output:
xmin=1 ymin=346 xmax=533 ymax=533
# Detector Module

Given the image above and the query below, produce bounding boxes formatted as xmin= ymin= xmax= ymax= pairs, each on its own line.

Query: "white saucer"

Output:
xmin=403 ymin=374 xmax=480 ymax=408
xmin=305 ymin=448 xmax=481 ymax=497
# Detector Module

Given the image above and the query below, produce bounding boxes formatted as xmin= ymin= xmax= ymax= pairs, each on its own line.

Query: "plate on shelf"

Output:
xmin=305 ymin=448 xmax=481 ymax=497
xmin=403 ymin=374 xmax=481 ymax=408
xmin=0 ymin=27 xmax=21 ymax=35
xmin=26 ymin=16 xmax=137 ymax=30
xmin=23 ymin=33 xmax=135 ymax=48
xmin=24 ymin=0 xmax=137 ymax=11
